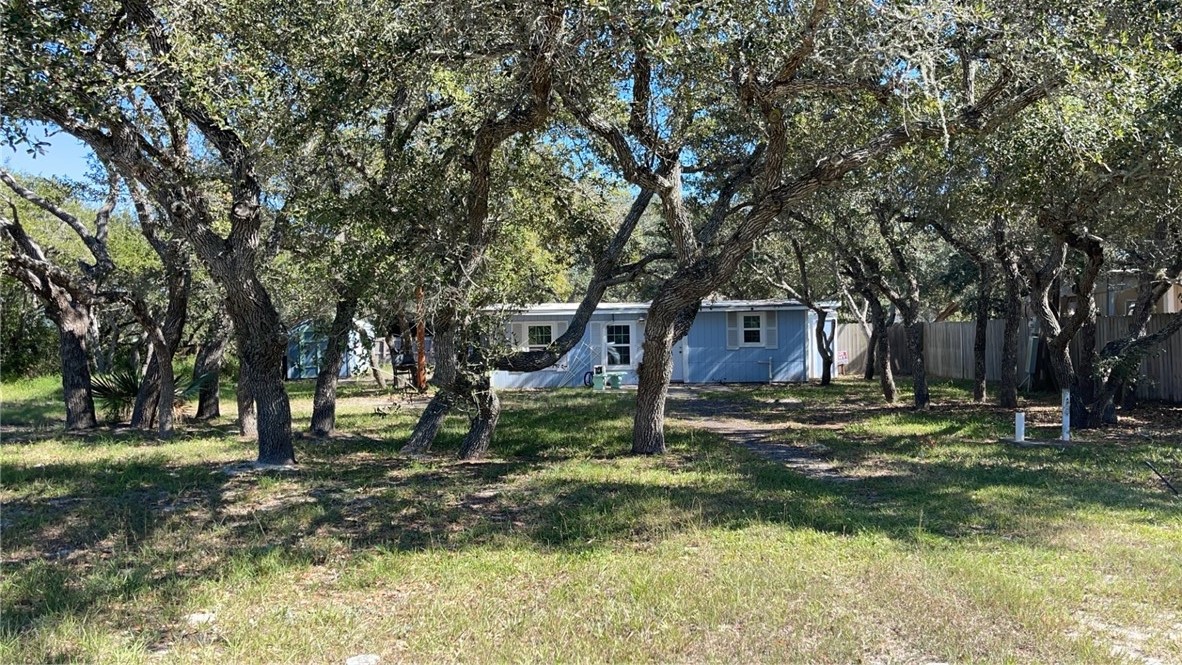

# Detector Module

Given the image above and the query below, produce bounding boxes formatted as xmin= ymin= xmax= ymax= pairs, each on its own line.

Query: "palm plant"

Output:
xmin=91 ymin=367 xmax=213 ymax=423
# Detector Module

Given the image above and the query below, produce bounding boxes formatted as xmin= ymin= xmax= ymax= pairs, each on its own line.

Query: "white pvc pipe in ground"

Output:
xmin=1015 ymin=412 xmax=1026 ymax=442
xmin=1061 ymin=389 xmax=1071 ymax=442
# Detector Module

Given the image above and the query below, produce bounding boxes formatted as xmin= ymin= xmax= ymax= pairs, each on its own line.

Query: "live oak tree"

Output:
xmin=2 ymin=165 xmax=202 ymax=434
xmin=905 ymin=157 xmax=1001 ymax=404
xmin=3 ymin=0 xmax=298 ymax=462
xmin=562 ymin=0 xmax=1064 ymax=453
xmin=382 ymin=7 xmax=664 ymax=460
xmin=826 ymin=190 xmax=937 ymax=408
xmin=1089 ymin=211 xmax=1182 ymax=421
xmin=237 ymin=0 xmax=614 ymax=453
xmin=398 ymin=142 xmax=663 ymax=459
xmin=984 ymin=42 xmax=1182 ymax=427
xmin=273 ymin=186 xmax=391 ymax=438
xmin=220 ymin=0 xmax=447 ymax=437
xmin=0 ymin=170 xmax=118 ymax=429
xmin=835 ymin=241 xmax=898 ymax=403
xmin=124 ymin=185 xmax=191 ymax=434
xmin=320 ymin=7 xmax=564 ymax=457
xmin=747 ymin=219 xmax=839 ymax=386
xmin=3 ymin=166 xmax=198 ymax=437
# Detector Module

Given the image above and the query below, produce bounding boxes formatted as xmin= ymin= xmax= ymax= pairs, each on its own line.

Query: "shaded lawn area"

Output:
xmin=1 ymin=376 xmax=1180 ymax=663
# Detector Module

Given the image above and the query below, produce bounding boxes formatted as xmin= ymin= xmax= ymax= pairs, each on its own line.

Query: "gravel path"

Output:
xmin=665 ymin=385 xmax=860 ymax=484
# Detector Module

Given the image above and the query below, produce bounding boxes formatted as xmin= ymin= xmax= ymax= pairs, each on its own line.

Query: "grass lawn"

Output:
xmin=1 ymin=376 xmax=1180 ymax=663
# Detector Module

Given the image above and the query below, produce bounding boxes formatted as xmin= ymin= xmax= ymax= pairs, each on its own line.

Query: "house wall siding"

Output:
xmin=492 ymin=306 xmax=810 ymax=388
xmin=685 ymin=310 xmax=806 ymax=383
xmin=491 ymin=311 xmax=642 ymax=389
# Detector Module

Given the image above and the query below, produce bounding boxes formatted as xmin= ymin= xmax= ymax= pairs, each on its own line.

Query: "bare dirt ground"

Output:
xmin=665 ymin=385 xmax=860 ymax=483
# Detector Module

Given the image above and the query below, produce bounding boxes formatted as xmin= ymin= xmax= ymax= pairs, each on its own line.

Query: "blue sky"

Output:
xmin=2 ymin=124 xmax=96 ymax=182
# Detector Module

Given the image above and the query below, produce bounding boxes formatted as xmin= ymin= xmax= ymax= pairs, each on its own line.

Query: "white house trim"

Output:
xmin=739 ymin=312 xmax=765 ymax=347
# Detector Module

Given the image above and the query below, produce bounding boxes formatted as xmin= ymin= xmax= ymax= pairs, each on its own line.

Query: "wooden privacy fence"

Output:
xmin=833 ymin=324 xmax=871 ymax=376
xmin=834 ymin=315 xmax=1182 ymax=403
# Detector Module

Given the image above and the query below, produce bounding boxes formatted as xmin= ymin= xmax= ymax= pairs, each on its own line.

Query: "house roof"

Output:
xmin=492 ymin=299 xmax=839 ymax=317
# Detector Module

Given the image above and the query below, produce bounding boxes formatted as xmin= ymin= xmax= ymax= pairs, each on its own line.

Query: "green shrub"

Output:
xmin=0 ymin=277 xmax=60 ymax=380
xmin=91 ymin=365 xmax=213 ymax=422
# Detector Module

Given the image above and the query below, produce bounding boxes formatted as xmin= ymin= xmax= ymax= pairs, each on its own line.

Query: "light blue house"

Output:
xmin=490 ymin=299 xmax=837 ymax=389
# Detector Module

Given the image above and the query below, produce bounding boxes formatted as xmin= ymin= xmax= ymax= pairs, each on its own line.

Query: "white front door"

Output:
xmin=671 ymin=337 xmax=688 ymax=382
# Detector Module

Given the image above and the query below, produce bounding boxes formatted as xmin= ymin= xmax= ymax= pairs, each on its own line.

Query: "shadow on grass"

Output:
xmin=0 ymin=398 xmax=65 ymax=428
xmin=2 ymin=382 xmax=1178 ymax=650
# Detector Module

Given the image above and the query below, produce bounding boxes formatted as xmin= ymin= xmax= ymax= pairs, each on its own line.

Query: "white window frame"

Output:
xmin=525 ymin=322 xmax=555 ymax=353
xmin=603 ymin=322 xmax=636 ymax=369
xmin=740 ymin=313 xmax=764 ymax=347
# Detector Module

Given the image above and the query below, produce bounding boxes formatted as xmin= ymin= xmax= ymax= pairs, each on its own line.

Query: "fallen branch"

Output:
xmin=1144 ymin=460 xmax=1179 ymax=496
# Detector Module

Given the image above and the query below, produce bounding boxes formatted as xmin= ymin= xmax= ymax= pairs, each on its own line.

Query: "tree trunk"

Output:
xmin=998 ymin=273 xmax=1022 ymax=409
xmin=403 ymin=326 xmax=458 ymax=454
xmin=130 ymin=268 xmax=189 ymax=428
xmin=369 ymin=345 xmax=386 ymax=389
xmin=972 ymin=268 xmax=991 ymax=402
xmin=631 ymin=297 xmax=698 ymax=455
xmin=131 ymin=350 xmax=162 ymax=428
xmin=876 ymin=323 xmax=896 ymax=403
xmin=1044 ymin=337 xmax=1090 ymax=428
xmin=865 ymin=326 xmax=878 ymax=380
xmin=251 ymin=364 xmax=294 ymax=464
xmin=866 ymin=293 xmax=896 ymax=402
xmin=1062 ymin=315 xmax=1099 ymax=429
xmin=56 ymin=304 xmax=98 ymax=429
xmin=403 ymin=392 xmax=454 ymax=454
xmin=1034 ymin=276 xmax=1097 ymax=428
xmin=310 ymin=296 xmax=357 ymax=437
xmin=117 ymin=294 xmax=178 ymax=438
xmin=225 ymin=275 xmax=293 ymax=464
xmin=633 ymin=322 xmax=674 ymax=454
xmin=193 ymin=318 xmax=230 ymax=420
xmin=813 ymin=308 xmax=833 ymax=386
xmin=151 ymin=343 xmax=175 ymax=437
xmin=236 ymin=360 xmax=257 ymax=438
xmin=1045 ymin=336 xmax=1074 ymax=396
xmin=458 ymin=382 xmax=500 ymax=460
xmin=905 ymin=319 xmax=930 ymax=409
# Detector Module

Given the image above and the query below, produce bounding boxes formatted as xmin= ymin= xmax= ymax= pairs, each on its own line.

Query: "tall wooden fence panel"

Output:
xmin=834 ymin=315 xmax=1178 ymax=402
xmin=925 ymin=321 xmax=974 ymax=380
xmin=1068 ymin=315 xmax=1182 ymax=403
xmin=1141 ymin=315 xmax=1182 ymax=402
xmin=834 ymin=324 xmax=871 ymax=375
